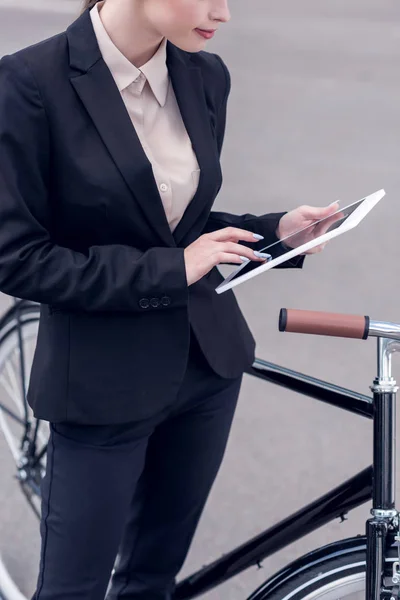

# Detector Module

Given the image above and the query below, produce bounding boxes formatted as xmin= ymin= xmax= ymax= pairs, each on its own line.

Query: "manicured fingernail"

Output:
xmin=329 ymin=200 xmax=340 ymax=206
xmin=254 ymin=251 xmax=272 ymax=259
xmin=253 ymin=233 xmax=264 ymax=240
xmin=240 ymin=256 xmax=249 ymax=262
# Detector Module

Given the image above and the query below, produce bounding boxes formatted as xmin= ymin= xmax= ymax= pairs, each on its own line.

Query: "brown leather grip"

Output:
xmin=279 ymin=309 xmax=370 ymax=340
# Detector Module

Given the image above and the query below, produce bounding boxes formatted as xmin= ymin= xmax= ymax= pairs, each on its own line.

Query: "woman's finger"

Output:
xmin=304 ymin=242 xmax=327 ymax=255
xmin=218 ymin=252 xmax=248 ymax=265
xmin=299 ymin=202 xmax=340 ymax=221
xmin=207 ymin=227 xmax=264 ymax=244
xmin=221 ymin=241 xmax=270 ymax=261
xmin=218 ymin=251 xmax=269 ymax=265
xmin=312 ymin=211 xmax=345 ymax=237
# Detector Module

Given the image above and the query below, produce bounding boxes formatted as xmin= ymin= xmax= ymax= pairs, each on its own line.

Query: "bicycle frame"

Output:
xmin=176 ymin=345 xmax=400 ymax=600
xmin=1 ymin=299 xmax=398 ymax=600
xmin=174 ymin=358 xmax=376 ymax=599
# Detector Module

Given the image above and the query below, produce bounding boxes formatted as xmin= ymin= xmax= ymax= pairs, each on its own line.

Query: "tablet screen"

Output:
xmin=228 ymin=197 xmax=364 ymax=282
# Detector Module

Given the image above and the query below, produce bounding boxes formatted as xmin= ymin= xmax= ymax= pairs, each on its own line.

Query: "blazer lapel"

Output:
xmin=66 ymin=11 xmax=221 ymax=249
xmin=67 ymin=11 xmax=176 ymax=248
xmin=167 ymin=46 xmax=222 ymax=246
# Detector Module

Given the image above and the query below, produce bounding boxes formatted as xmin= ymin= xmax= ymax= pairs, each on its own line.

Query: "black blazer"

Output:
xmin=0 ymin=9 xmax=301 ymax=425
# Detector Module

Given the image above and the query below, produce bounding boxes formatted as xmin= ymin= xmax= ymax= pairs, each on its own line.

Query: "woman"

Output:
xmin=0 ymin=0 xmax=338 ymax=598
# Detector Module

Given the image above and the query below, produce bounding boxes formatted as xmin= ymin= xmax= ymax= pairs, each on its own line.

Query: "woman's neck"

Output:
xmin=97 ymin=0 xmax=164 ymax=68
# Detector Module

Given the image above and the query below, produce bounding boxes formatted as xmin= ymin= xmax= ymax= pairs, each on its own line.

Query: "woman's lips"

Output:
xmin=195 ymin=28 xmax=216 ymax=40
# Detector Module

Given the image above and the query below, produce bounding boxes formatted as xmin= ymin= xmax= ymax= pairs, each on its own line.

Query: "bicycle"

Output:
xmin=0 ymin=298 xmax=399 ymax=599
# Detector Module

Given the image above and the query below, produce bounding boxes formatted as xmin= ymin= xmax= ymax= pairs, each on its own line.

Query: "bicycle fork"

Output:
xmin=367 ymin=334 xmax=400 ymax=600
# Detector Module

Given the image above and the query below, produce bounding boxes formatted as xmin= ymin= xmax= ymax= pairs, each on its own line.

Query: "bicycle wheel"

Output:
xmin=250 ymin=547 xmax=398 ymax=600
xmin=0 ymin=301 xmax=47 ymax=600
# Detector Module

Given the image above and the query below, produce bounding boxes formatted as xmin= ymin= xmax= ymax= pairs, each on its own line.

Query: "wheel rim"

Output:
xmin=0 ymin=311 xmax=46 ymax=598
xmin=287 ymin=570 xmax=364 ymax=599
xmin=0 ymin=318 xmax=47 ymax=457
xmin=278 ymin=557 xmax=399 ymax=599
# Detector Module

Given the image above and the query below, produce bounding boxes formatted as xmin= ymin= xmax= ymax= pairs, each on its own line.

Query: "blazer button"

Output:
xmin=150 ymin=297 xmax=160 ymax=308
xmin=139 ymin=298 xmax=150 ymax=309
xmin=161 ymin=296 xmax=171 ymax=307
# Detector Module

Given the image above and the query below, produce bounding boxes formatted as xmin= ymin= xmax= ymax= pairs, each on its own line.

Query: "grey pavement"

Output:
xmin=0 ymin=0 xmax=80 ymax=13
xmin=0 ymin=1 xmax=400 ymax=598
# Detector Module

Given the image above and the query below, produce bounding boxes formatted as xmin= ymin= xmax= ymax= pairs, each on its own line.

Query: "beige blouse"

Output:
xmin=90 ymin=2 xmax=200 ymax=233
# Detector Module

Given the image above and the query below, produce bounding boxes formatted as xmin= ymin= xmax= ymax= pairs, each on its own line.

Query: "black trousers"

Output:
xmin=31 ymin=332 xmax=243 ymax=600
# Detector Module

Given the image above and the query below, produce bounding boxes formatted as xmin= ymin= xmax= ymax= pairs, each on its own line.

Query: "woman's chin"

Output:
xmin=169 ymin=32 xmax=208 ymax=53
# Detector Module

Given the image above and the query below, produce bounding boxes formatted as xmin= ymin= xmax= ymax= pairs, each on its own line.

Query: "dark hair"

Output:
xmin=82 ymin=0 xmax=101 ymax=10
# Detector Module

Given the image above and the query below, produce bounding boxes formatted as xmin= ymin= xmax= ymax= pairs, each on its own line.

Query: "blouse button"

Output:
xmin=159 ymin=183 xmax=168 ymax=193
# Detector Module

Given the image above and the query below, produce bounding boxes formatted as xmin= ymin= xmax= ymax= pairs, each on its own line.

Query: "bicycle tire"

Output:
xmin=248 ymin=546 xmax=398 ymax=600
xmin=0 ymin=301 xmax=43 ymax=600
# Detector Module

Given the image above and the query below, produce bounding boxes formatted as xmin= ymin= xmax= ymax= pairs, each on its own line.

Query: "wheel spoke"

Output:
xmin=0 ymin=309 xmax=44 ymax=598
xmin=0 ymin=369 xmax=21 ymax=414
xmin=0 ymin=410 xmax=20 ymax=462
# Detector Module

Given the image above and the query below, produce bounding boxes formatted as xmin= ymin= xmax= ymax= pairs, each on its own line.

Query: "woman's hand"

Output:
xmin=277 ymin=202 xmax=343 ymax=254
xmin=184 ymin=228 xmax=270 ymax=286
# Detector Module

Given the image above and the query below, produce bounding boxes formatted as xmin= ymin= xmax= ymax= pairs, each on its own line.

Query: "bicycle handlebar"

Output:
xmin=279 ymin=308 xmax=370 ymax=340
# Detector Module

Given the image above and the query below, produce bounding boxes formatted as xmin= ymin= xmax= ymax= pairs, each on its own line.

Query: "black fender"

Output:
xmin=246 ymin=536 xmax=371 ymax=599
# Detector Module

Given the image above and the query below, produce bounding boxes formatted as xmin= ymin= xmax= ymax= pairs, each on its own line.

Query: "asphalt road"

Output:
xmin=0 ymin=1 xmax=400 ymax=598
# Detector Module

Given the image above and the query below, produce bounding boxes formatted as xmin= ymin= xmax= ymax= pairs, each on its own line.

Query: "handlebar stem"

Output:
xmin=371 ymin=337 xmax=400 ymax=392
xmin=369 ymin=320 xmax=400 ymax=343
xmin=369 ymin=337 xmax=399 ymax=516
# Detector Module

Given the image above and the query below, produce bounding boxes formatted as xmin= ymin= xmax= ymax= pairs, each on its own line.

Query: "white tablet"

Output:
xmin=215 ymin=188 xmax=385 ymax=294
